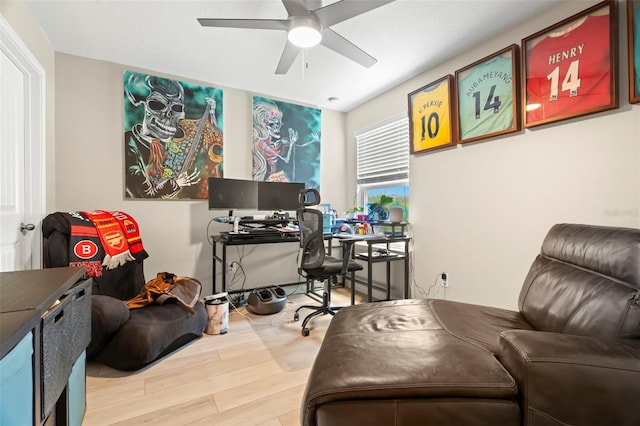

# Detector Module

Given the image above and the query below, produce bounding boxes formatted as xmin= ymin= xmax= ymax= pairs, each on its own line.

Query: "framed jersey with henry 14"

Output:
xmin=455 ymin=44 xmax=521 ymax=144
xmin=522 ymin=0 xmax=618 ymax=128
xmin=408 ymin=75 xmax=457 ymax=155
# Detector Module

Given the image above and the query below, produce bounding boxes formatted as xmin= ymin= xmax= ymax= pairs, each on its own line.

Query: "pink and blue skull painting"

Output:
xmin=252 ymin=96 xmax=321 ymax=189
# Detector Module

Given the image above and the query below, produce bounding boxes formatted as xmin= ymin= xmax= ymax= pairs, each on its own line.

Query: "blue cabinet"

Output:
xmin=0 ymin=332 xmax=34 ymax=426
xmin=68 ymin=352 xmax=86 ymax=426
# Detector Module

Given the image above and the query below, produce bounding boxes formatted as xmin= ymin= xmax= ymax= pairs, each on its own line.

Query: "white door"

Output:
xmin=0 ymin=18 xmax=45 ymax=272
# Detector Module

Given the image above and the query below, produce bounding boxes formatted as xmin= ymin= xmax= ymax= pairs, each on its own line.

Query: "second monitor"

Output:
xmin=258 ymin=181 xmax=305 ymax=211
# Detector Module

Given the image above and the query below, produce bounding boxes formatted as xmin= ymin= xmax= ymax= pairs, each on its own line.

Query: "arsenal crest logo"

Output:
xmin=104 ymin=230 xmax=126 ymax=250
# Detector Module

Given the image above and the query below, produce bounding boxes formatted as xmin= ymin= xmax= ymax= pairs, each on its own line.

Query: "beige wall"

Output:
xmin=53 ymin=53 xmax=348 ymax=294
xmin=347 ymin=0 xmax=640 ymax=309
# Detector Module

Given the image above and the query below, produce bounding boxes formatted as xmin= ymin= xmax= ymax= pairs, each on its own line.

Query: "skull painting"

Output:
xmin=124 ymin=70 xmax=224 ymax=200
xmin=142 ymin=76 xmax=185 ymax=142
xmin=264 ymin=112 xmax=283 ymax=139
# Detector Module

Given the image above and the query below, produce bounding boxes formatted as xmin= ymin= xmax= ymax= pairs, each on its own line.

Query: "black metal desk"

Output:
xmin=211 ymin=232 xmax=332 ymax=294
xmin=212 ymin=231 xmax=300 ymax=294
xmin=336 ymin=235 xmax=411 ymax=305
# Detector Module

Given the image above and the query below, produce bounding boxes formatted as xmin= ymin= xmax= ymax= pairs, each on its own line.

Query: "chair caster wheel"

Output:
xmin=294 ymin=313 xmax=299 ymax=321
xmin=302 ymin=328 xmax=309 ymax=337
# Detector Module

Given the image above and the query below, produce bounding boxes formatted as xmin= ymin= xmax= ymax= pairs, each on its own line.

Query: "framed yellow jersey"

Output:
xmin=408 ymin=75 xmax=457 ymax=154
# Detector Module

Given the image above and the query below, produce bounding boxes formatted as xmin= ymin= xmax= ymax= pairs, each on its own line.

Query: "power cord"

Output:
xmin=206 ymin=217 xmax=217 ymax=246
xmin=411 ymin=272 xmax=447 ymax=300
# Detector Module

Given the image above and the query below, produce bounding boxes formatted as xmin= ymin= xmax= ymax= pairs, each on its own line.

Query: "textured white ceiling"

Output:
xmin=24 ymin=0 xmax=561 ymax=112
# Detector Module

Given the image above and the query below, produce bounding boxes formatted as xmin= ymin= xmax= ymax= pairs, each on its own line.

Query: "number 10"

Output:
xmin=420 ymin=113 xmax=439 ymax=140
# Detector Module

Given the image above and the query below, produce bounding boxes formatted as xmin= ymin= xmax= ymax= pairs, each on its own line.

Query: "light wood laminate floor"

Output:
xmin=83 ymin=288 xmax=359 ymax=425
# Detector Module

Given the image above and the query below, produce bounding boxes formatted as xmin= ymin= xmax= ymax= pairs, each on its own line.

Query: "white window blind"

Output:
xmin=356 ymin=114 xmax=409 ymax=185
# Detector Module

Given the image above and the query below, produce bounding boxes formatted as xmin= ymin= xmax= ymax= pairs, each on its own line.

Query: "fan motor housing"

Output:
xmin=247 ymin=287 xmax=287 ymax=315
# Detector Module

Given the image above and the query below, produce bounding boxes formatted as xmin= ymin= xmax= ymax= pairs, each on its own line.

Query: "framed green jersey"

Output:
xmin=455 ymin=45 xmax=521 ymax=144
xmin=408 ymin=75 xmax=457 ymax=154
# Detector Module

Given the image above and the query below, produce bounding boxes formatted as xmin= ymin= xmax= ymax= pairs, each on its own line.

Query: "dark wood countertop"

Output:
xmin=0 ymin=267 xmax=85 ymax=359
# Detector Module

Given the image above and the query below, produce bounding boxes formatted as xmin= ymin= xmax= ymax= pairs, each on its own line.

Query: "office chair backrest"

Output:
xmin=297 ymin=189 xmax=325 ymax=272
xmin=299 ymin=187 xmax=320 ymax=207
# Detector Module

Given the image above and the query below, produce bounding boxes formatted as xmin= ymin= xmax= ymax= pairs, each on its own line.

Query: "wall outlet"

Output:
xmin=441 ymin=272 xmax=449 ymax=288
xmin=228 ymin=262 xmax=237 ymax=274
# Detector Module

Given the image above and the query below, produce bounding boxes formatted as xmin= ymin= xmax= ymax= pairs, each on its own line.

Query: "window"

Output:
xmin=356 ymin=113 xmax=410 ymax=221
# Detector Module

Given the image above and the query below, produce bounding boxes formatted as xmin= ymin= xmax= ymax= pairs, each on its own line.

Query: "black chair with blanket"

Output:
xmin=42 ymin=211 xmax=207 ymax=371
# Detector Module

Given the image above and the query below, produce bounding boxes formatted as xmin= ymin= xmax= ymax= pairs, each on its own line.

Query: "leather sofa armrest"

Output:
xmin=498 ymin=330 xmax=640 ymax=426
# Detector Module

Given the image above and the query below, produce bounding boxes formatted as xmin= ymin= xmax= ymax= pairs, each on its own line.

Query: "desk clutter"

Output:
xmin=210 ymin=189 xmax=411 ymax=335
xmin=357 ymin=248 xmax=399 ymax=259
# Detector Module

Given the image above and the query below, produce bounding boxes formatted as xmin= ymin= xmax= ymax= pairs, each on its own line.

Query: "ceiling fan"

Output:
xmin=198 ymin=0 xmax=395 ymax=74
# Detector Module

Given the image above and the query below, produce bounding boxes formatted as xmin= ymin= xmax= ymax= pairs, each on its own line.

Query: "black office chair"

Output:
xmin=293 ymin=188 xmax=363 ymax=336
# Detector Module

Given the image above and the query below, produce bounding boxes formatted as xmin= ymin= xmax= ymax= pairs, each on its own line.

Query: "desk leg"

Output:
xmin=367 ymin=244 xmax=373 ymax=302
xmin=212 ymin=241 xmax=217 ymax=294
xmin=404 ymin=240 xmax=410 ymax=299
xmin=222 ymin=244 xmax=227 ymax=293
xmin=351 ymin=270 xmax=355 ymax=305
xmin=386 ymin=261 xmax=391 ymax=301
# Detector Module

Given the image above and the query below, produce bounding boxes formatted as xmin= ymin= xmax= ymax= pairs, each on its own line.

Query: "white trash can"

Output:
xmin=205 ymin=298 xmax=229 ymax=335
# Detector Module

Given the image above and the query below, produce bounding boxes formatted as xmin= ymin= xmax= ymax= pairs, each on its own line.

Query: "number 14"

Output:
xmin=472 ymin=85 xmax=501 ymax=119
xmin=547 ymin=59 xmax=581 ymax=100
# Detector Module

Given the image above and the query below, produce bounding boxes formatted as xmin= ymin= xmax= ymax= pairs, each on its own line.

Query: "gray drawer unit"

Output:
xmin=67 ymin=280 xmax=92 ymax=361
xmin=40 ymin=279 xmax=91 ymax=419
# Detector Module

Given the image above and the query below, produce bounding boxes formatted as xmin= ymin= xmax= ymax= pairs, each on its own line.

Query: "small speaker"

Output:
xmin=389 ymin=207 xmax=403 ymax=223
xmin=247 ymin=286 xmax=287 ymax=315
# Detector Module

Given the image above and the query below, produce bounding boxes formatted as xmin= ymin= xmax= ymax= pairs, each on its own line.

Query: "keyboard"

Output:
xmin=222 ymin=228 xmax=298 ymax=242
xmin=243 ymin=227 xmax=281 ymax=235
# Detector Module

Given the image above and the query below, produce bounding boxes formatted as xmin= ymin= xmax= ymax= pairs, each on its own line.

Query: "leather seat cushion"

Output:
xmin=302 ymin=299 xmax=519 ymax=425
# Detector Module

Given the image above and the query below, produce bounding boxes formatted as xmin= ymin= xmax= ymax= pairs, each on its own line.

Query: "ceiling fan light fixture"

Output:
xmin=288 ymin=18 xmax=322 ymax=48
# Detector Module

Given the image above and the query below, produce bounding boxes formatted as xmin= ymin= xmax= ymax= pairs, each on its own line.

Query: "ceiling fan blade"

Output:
xmin=198 ymin=18 xmax=288 ymax=31
xmin=275 ymin=41 xmax=301 ymax=74
xmin=313 ymin=0 xmax=395 ymax=27
xmin=320 ymin=28 xmax=376 ymax=68
xmin=282 ymin=0 xmax=312 ymax=17
xmin=303 ymin=0 xmax=324 ymax=12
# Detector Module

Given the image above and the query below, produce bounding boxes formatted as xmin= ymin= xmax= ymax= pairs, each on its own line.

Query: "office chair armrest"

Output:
xmin=339 ymin=240 xmax=357 ymax=274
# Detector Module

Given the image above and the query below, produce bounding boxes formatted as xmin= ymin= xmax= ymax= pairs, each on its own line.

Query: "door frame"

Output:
xmin=1 ymin=16 xmax=46 ymax=269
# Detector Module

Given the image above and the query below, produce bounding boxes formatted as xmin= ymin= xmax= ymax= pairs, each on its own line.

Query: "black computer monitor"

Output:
xmin=208 ymin=178 xmax=258 ymax=210
xmin=258 ymin=181 xmax=305 ymax=211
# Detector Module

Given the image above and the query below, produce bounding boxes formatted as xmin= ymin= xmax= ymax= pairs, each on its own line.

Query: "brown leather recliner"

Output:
xmin=302 ymin=223 xmax=640 ymax=425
